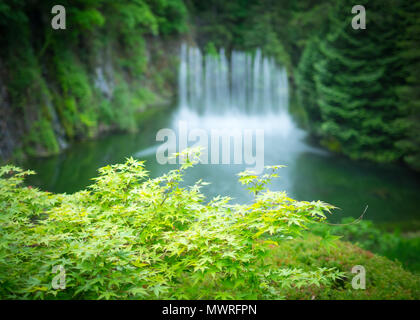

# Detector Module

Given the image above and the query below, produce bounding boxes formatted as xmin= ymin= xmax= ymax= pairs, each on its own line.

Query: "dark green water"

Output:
xmin=21 ymin=102 xmax=420 ymax=227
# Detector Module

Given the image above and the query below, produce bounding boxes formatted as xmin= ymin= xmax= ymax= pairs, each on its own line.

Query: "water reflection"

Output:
xmin=289 ymin=151 xmax=420 ymax=222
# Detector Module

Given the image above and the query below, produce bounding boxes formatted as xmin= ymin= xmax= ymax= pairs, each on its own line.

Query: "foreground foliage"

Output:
xmin=0 ymin=149 xmax=344 ymax=299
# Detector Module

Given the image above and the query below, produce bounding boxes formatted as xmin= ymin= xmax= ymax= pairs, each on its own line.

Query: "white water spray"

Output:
xmin=178 ymin=43 xmax=288 ymax=115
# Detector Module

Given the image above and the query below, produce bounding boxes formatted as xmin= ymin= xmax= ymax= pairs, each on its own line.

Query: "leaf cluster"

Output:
xmin=0 ymin=149 xmax=341 ymax=299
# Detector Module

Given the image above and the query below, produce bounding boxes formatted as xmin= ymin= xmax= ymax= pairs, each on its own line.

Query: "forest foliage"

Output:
xmin=0 ymin=0 xmax=188 ymax=157
xmin=294 ymin=0 xmax=420 ymax=170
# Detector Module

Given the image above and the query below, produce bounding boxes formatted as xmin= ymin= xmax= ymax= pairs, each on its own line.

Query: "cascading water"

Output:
xmin=178 ymin=43 xmax=288 ymax=115
xmin=144 ymin=43 xmax=326 ymax=202
xmin=168 ymin=43 xmax=312 ymax=199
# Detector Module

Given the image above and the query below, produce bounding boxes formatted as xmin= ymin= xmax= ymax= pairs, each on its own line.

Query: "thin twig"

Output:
xmin=325 ymin=205 xmax=368 ymax=226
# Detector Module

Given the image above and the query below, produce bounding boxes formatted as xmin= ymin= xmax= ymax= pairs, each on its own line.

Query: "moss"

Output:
xmin=321 ymin=136 xmax=342 ymax=153
xmin=6 ymin=45 xmax=39 ymax=109
xmin=136 ymin=87 xmax=157 ymax=106
xmin=110 ymin=83 xmax=136 ymax=131
xmin=97 ymin=98 xmax=114 ymax=125
xmin=24 ymin=118 xmax=59 ymax=156
xmin=117 ymin=35 xmax=148 ymax=75
xmin=79 ymin=112 xmax=98 ymax=138
xmin=55 ymin=97 xmax=77 ymax=139
xmin=52 ymin=49 xmax=98 ymax=137
xmin=269 ymin=234 xmax=420 ymax=299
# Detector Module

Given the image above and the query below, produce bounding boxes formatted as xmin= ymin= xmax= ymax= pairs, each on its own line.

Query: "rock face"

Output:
xmin=0 ymin=60 xmax=22 ymax=161
xmin=0 ymin=37 xmax=181 ymax=162
xmin=94 ymin=46 xmax=115 ymax=100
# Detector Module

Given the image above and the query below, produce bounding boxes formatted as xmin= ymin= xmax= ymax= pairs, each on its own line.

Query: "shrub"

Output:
xmin=0 ymin=148 xmax=343 ymax=299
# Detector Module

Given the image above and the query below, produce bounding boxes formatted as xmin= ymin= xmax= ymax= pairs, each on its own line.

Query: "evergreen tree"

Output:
xmin=295 ymin=37 xmax=323 ymax=134
xmin=395 ymin=0 xmax=420 ymax=171
xmin=313 ymin=0 xmax=405 ymax=162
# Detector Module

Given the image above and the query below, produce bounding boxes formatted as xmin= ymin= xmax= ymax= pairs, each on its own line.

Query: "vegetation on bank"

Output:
xmin=1 ymin=149 xmax=419 ymax=299
xmin=295 ymin=0 xmax=420 ymax=170
xmin=0 ymin=0 xmax=188 ymax=159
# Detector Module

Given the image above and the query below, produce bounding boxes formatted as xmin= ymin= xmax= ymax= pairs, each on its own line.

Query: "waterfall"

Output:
xmin=178 ymin=43 xmax=288 ymax=114
xmin=179 ymin=43 xmax=188 ymax=108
